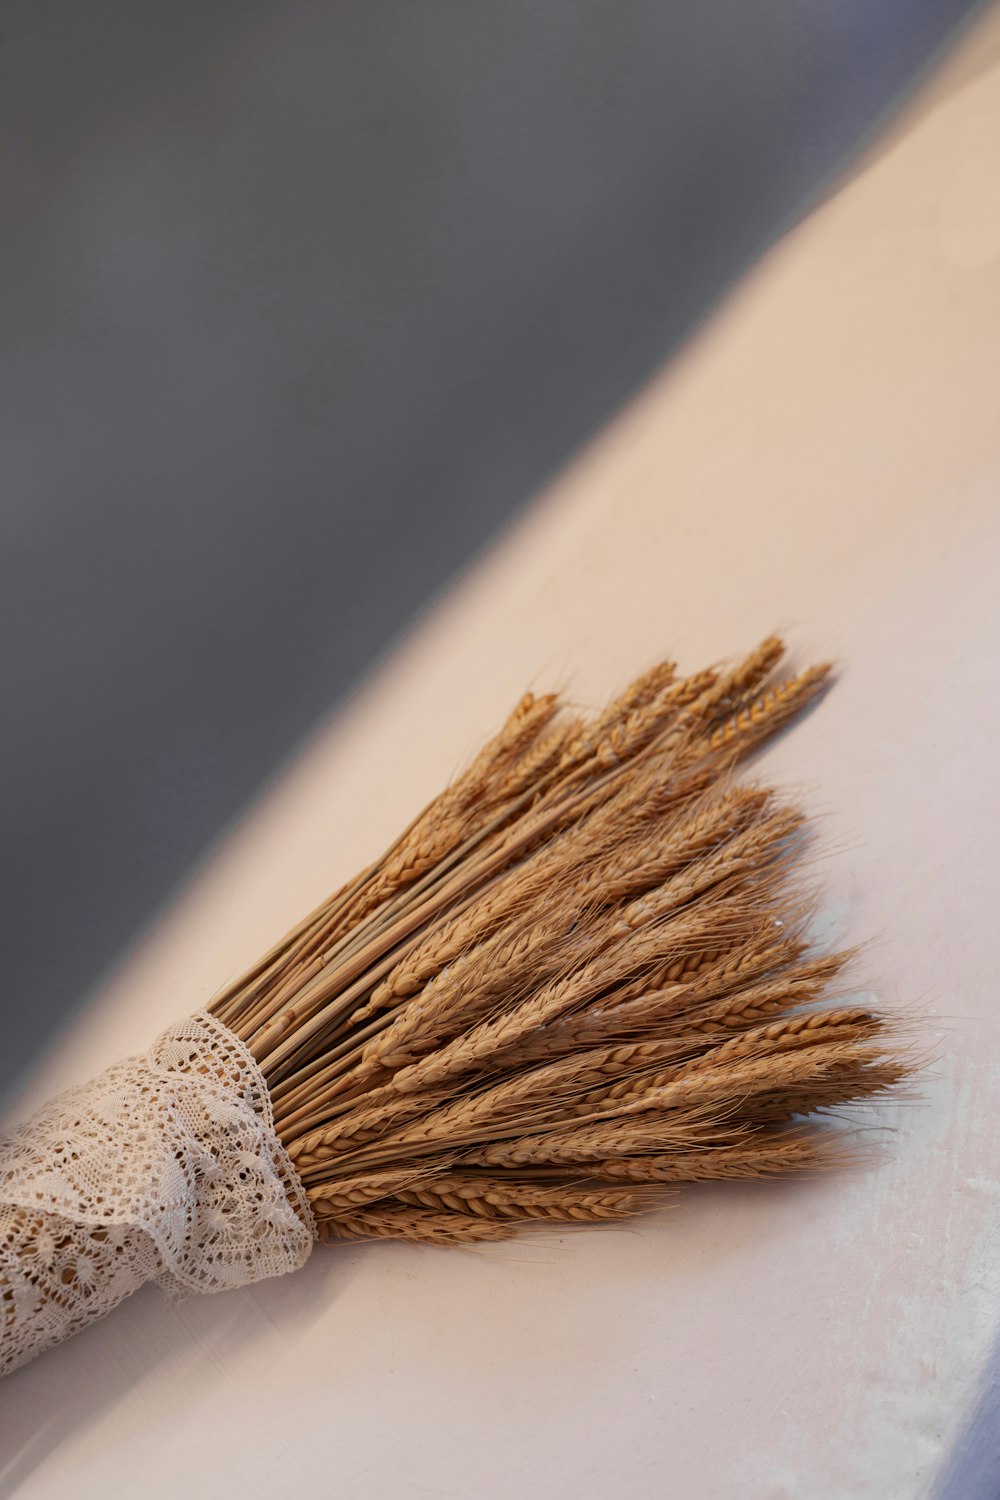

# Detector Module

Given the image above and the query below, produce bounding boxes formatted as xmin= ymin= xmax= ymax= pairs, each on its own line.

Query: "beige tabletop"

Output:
xmin=3 ymin=10 xmax=1000 ymax=1498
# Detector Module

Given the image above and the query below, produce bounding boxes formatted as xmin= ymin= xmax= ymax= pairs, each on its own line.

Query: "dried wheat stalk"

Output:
xmin=211 ymin=635 xmax=912 ymax=1245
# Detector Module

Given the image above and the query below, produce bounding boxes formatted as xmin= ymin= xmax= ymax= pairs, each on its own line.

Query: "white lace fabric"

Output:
xmin=0 ymin=1012 xmax=315 ymax=1376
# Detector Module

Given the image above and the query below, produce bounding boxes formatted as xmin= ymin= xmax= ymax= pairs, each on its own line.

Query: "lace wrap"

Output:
xmin=0 ymin=1012 xmax=315 ymax=1376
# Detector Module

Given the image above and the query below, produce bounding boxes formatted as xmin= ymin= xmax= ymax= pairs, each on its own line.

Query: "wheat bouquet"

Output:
xmin=0 ymin=636 xmax=910 ymax=1375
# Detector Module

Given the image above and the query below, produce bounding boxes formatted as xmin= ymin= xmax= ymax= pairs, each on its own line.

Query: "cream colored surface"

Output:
xmin=3 ymin=12 xmax=1000 ymax=1497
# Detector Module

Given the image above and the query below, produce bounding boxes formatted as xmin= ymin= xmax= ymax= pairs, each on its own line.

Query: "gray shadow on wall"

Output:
xmin=0 ymin=0 xmax=986 ymax=1098
xmin=932 ymin=1340 xmax=1000 ymax=1500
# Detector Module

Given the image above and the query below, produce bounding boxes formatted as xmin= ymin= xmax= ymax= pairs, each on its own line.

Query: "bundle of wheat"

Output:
xmin=0 ymin=636 xmax=911 ymax=1372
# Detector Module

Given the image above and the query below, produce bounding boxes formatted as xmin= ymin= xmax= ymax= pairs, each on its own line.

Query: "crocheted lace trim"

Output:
xmin=0 ymin=1012 xmax=314 ymax=1375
